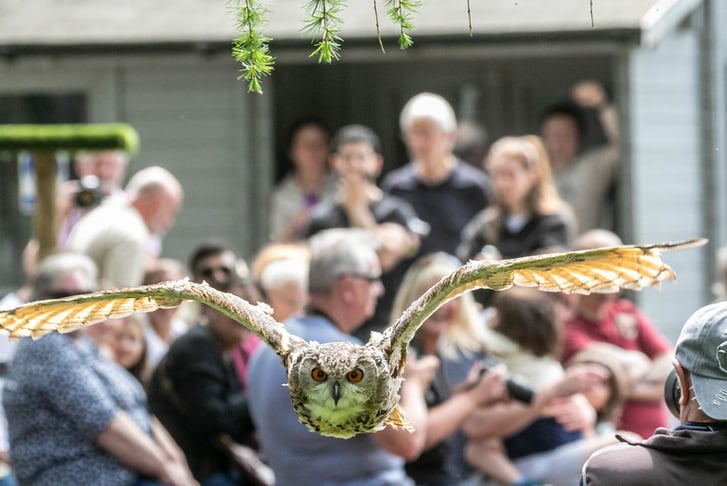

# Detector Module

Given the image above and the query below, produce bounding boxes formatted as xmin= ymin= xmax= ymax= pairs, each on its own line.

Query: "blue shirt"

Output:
xmin=247 ymin=315 xmax=409 ymax=486
xmin=4 ymin=333 xmax=151 ymax=486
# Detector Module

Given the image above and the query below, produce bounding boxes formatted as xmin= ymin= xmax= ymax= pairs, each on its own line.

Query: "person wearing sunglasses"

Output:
xmin=188 ymin=239 xmax=239 ymax=291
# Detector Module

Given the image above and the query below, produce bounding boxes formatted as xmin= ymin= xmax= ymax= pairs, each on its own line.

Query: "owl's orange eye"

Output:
xmin=346 ymin=368 xmax=364 ymax=383
xmin=311 ymin=367 xmax=328 ymax=382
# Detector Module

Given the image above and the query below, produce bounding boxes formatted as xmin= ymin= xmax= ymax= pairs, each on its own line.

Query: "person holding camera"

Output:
xmin=581 ymin=301 xmax=727 ymax=485
xmin=58 ymin=150 xmax=130 ymax=248
xmin=462 ymin=288 xmax=618 ymax=486
xmin=67 ymin=166 xmax=183 ymax=288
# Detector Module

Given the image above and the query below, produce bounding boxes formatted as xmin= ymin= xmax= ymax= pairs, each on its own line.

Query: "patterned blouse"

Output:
xmin=3 ymin=333 xmax=151 ymax=486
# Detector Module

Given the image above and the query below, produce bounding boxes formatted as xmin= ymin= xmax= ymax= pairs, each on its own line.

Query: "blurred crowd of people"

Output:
xmin=0 ymin=80 xmax=720 ymax=486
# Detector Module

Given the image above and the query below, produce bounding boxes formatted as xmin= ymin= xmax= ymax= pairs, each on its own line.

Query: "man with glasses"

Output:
xmin=178 ymin=239 xmax=242 ymax=328
xmin=247 ymin=229 xmax=436 ymax=486
xmin=188 ymin=239 xmax=240 ymax=290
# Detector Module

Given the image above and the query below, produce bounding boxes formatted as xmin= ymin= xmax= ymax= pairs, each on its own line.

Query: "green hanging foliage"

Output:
xmin=230 ymin=1 xmax=597 ymax=94
xmin=304 ymin=0 xmax=346 ymax=64
xmin=385 ymin=0 xmax=420 ymax=50
xmin=231 ymin=0 xmax=275 ymax=94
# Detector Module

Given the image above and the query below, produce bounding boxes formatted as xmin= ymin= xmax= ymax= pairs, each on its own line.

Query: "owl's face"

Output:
xmin=287 ymin=341 xmax=397 ymax=438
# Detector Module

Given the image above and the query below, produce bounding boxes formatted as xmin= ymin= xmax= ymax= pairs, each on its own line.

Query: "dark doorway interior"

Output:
xmin=0 ymin=93 xmax=87 ymax=293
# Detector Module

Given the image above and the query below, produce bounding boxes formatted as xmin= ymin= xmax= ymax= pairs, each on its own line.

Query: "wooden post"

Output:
xmin=0 ymin=123 xmax=139 ymax=264
xmin=33 ymin=152 xmax=58 ymax=262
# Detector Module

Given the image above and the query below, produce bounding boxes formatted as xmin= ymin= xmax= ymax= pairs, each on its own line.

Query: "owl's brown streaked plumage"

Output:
xmin=0 ymin=238 xmax=706 ymax=438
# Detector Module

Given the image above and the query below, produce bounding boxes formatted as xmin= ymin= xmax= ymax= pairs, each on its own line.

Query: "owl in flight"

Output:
xmin=0 ymin=238 xmax=705 ymax=438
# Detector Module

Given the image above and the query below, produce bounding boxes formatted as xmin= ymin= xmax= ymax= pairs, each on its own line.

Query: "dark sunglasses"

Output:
xmin=197 ymin=266 xmax=234 ymax=279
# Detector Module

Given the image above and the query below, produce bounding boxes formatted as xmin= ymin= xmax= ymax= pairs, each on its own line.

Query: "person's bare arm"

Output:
xmin=423 ymin=366 xmax=506 ymax=449
xmin=372 ymin=223 xmax=420 ymax=272
xmin=149 ymin=416 xmax=190 ymax=467
xmin=373 ymin=355 xmax=437 ymax=460
xmin=627 ymin=352 xmax=673 ymax=402
xmin=463 ymin=364 xmax=607 ymax=440
xmin=97 ymin=412 xmax=198 ymax=486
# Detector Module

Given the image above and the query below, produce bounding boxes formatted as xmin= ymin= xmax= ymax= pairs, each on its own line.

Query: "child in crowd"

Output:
xmin=464 ymin=287 xmax=618 ymax=486
xmin=114 ymin=314 xmax=149 ymax=385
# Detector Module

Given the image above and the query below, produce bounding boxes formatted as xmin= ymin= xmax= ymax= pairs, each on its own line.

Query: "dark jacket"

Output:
xmin=456 ymin=208 xmax=572 ymax=262
xmin=147 ymin=324 xmax=254 ymax=482
xmin=582 ymin=424 xmax=727 ymax=485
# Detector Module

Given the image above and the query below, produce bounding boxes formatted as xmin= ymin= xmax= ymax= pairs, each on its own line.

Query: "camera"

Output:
xmin=479 ymin=355 xmax=535 ymax=404
xmin=664 ymin=368 xmax=681 ymax=419
xmin=74 ymin=175 xmax=105 ymax=209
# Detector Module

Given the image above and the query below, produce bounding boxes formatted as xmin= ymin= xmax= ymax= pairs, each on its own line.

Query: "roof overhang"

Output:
xmin=0 ymin=0 xmax=702 ymax=58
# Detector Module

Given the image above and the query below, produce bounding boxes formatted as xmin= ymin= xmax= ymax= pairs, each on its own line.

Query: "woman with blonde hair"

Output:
xmin=391 ymin=252 xmax=487 ymax=363
xmin=390 ymin=252 xmax=506 ymax=485
xmin=456 ymin=135 xmax=575 ymax=263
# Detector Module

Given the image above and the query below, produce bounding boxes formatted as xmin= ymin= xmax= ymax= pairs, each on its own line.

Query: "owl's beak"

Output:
xmin=331 ymin=381 xmax=341 ymax=405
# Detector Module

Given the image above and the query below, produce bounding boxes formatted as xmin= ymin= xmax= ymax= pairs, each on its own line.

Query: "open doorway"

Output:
xmin=0 ymin=93 xmax=86 ymax=294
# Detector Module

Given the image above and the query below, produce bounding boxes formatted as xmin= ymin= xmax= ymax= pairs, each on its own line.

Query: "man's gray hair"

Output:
xmin=31 ymin=252 xmax=98 ymax=300
xmin=308 ymin=229 xmax=379 ymax=294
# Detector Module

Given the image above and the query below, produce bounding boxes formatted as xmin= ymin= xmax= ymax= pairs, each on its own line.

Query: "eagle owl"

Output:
xmin=0 ymin=239 xmax=705 ymax=438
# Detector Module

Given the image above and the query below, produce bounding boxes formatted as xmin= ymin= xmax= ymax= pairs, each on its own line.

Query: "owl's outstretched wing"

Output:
xmin=381 ymin=238 xmax=706 ymax=364
xmin=0 ymin=279 xmax=304 ymax=359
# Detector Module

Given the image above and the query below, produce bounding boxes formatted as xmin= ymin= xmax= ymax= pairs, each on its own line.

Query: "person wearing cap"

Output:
xmin=580 ymin=302 xmax=727 ymax=485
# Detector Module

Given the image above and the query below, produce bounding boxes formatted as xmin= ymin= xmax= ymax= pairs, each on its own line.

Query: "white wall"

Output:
xmin=121 ymin=57 xmax=273 ymax=262
xmin=626 ymin=27 xmax=709 ymax=340
xmin=0 ymin=54 xmax=273 ymax=267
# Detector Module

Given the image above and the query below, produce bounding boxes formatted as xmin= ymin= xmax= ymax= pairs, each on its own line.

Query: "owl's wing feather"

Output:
xmin=381 ymin=238 xmax=706 ymax=363
xmin=0 ymin=279 xmax=304 ymax=358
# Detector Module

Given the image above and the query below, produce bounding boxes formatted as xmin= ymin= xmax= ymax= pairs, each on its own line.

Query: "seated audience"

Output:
xmin=179 ymin=239 xmax=241 ymax=327
xmin=114 ymin=314 xmax=150 ymax=385
xmin=141 ymin=259 xmax=188 ymax=369
xmin=3 ymin=252 xmax=196 ymax=486
xmin=247 ymin=229 xmax=435 ymax=485
xmin=389 ymin=252 xmax=507 ymax=485
xmin=251 ymin=242 xmax=310 ymax=322
xmin=565 ymin=343 xmax=632 ymax=436
xmin=147 ymin=274 xmax=259 ymax=486
xmin=464 ymin=287 xmax=616 ymax=486
xmin=186 ymin=239 xmax=262 ymax=391
xmin=582 ymin=302 xmax=727 ymax=485
xmin=561 ymin=229 xmax=673 ymax=439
